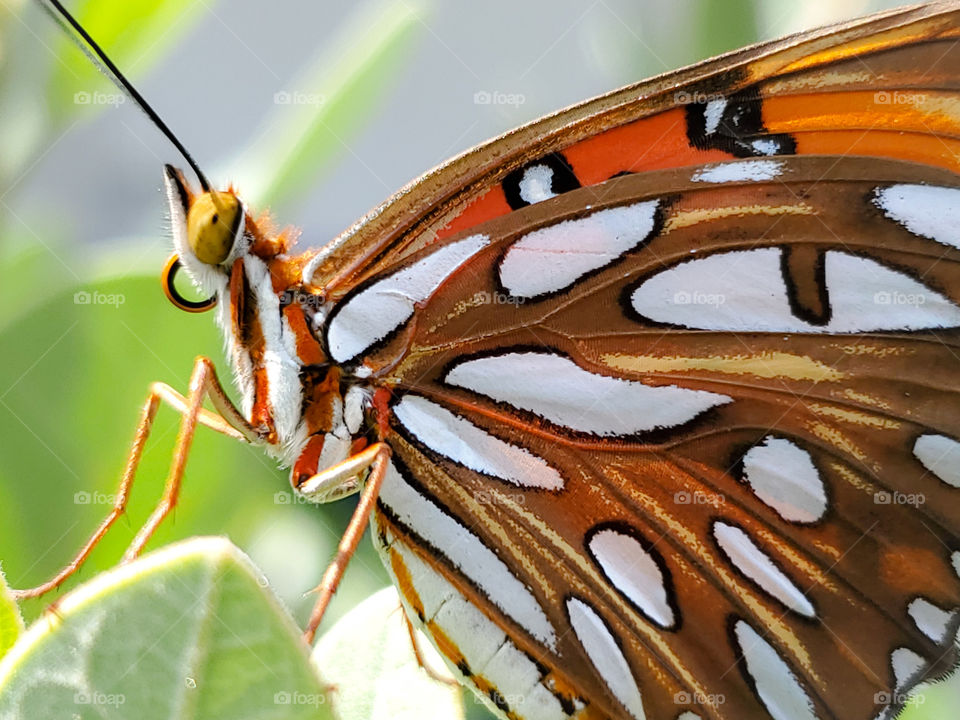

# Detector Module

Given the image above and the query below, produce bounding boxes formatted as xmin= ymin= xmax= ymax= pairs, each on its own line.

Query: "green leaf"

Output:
xmin=0 ymin=567 xmax=24 ymax=662
xmin=313 ymin=586 xmax=465 ymax=720
xmin=0 ymin=537 xmax=332 ymax=720
xmin=234 ymin=0 xmax=431 ymax=211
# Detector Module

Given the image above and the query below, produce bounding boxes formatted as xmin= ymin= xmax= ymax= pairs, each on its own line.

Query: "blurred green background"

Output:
xmin=0 ymin=0 xmax=956 ymax=718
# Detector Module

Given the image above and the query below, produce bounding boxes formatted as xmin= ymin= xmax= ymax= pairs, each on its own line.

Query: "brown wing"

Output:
xmin=355 ymin=156 xmax=960 ymax=720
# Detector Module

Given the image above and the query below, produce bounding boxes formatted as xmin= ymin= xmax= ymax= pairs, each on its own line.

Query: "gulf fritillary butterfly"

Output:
xmin=21 ymin=2 xmax=960 ymax=719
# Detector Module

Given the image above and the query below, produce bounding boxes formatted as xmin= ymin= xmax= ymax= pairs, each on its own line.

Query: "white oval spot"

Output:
xmin=393 ymin=395 xmax=563 ymax=490
xmin=714 ymin=523 xmax=815 ymax=618
xmin=518 ymin=164 xmax=557 ymax=205
xmin=692 ymin=160 xmax=784 ymax=184
xmin=891 ymin=647 xmax=925 ymax=689
xmin=874 ymin=184 xmax=960 ymax=249
xmin=703 ymin=97 xmax=727 ymax=135
xmin=445 ymin=352 xmax=731 ymax=436
xmin=499 ymin=200 xmax=660 ymax=298
xmin=631 ymin=248 xmax=960 ymax=332
xmin=741 ymin=437 xmax=827 ymax=523
xmin=587 ymin=528 xmax=675 ymax=628
xmin=567 ymin=597 xmax=646 ymax=720
xmin=913 ymin=434 xmax=960 ymax=488
xmin=907 ymin=597 xmax=955 ymax=644
xmin=327 ymin=234 xmax=489 ymax=362
xmin=378 ymin=460 xmax=556 ymax=650
xmin=733 ymin=620 xmax=817 ymax=720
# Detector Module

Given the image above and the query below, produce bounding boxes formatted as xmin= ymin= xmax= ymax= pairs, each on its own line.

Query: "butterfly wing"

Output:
xmin=307 ymin=5 xmax=960 ymax=720
xmin=355 ymin=156 xmax=960 ymax=720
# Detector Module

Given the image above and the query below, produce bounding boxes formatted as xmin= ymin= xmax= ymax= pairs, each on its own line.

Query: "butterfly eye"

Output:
xmin=186 ymin=191 xmax=243 ymax=265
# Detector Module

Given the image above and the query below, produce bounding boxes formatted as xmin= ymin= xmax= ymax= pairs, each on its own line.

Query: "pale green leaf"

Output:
xmin=313 ymin=586 xmax=465 ymax=720
xmin=0 ymin=537 xmax=332 ymax=720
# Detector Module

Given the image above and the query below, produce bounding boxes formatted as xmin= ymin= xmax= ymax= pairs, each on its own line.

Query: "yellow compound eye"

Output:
xmin=186 ymin=191 xmax=242 ymax=264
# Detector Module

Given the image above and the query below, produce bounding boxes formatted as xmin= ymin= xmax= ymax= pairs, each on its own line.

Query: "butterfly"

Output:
xmin=29 ymin=2 xmax=960 ymax=719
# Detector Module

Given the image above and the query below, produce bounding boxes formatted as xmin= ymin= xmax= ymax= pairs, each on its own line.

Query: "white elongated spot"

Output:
xmin=734 ymin=620 xmax=817 ymax=720
xmin=714 ymin=523 xmax=815 ymax=618
xmin=741 ymin=437 xmax=827 ymax=523
xmin=387 ymin=542 xmax=568 ymax=720
xmin=378 ymin=460 xmax=556 ymax=650
xmin=891 ymin=647 xmax=925 ymax=689
xmin=567 ymin=598 xmax=646 ymax=720
xmin=499 ymin=201 xmax=659 ymax=297
xmin=446 ymin=352 xmax=731 ymax=436
xmin=907 ymin=597 xmax=954 ymax=644
xmin=327 ymin=234 xmax=489 ymax=362
xmin=874 ymin=184 xmax=960 ymax=249
xmin=703 ymin=97 xmax=727 ymax=135
xmin=913 ymin=434 xmax=960 ymax=488
xmin=692 ymin=160 xmax=784 ymax=184
xmin=393 ymin=395 xmax=563 ymax=490
xmin=631 ymin=248 xmax=960 ymax=332
xmin=518 ymin=164 xmax=557 ymax=205
xmin=587 ymin=528 xmax=675 ymax=628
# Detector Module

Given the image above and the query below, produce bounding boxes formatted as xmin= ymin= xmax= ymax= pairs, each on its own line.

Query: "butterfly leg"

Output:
xmin=12 ymin=356 xmax=259 ymax=599
xmin=300 ymin=442 xmax=391 ymax=644
xmin=402 ymin=609 xmax=459 ymax=686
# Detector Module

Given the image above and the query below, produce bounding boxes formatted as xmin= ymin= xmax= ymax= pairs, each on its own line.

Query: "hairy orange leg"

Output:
xmin=300 ymin=442 xmax=391 ymax=644
xmin=12 ymin=356 xmax=260 ymax=599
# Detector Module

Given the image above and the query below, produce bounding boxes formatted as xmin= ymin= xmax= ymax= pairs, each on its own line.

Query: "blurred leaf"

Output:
xmin=0 ymin=568 xmax=23 ymax=662
xmin=0 ymin=537 xmax=332 ymax=719
xmin=46 ymin=0 xmax=209 ymax=123
xmin=313 ymin=586 xmax=464 ymax=720
xmin=235 ymin=0 xmax=430 ymax=211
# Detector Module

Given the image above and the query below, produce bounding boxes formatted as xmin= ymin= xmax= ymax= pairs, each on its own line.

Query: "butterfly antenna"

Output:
xmin=36 ymin=0 xmax=212 ymax=191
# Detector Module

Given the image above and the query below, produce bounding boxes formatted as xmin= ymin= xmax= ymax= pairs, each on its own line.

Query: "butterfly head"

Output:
xmin=160 ymin=164 xmax=258 ymax=312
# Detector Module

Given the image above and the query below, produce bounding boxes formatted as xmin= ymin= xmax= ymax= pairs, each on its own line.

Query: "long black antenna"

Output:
xmin=37 ymin=0 xmax=211 ymax=191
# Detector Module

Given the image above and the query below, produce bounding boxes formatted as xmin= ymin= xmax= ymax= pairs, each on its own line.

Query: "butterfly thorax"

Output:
xmin=163 ymin=166 xmax=374 ymax=493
